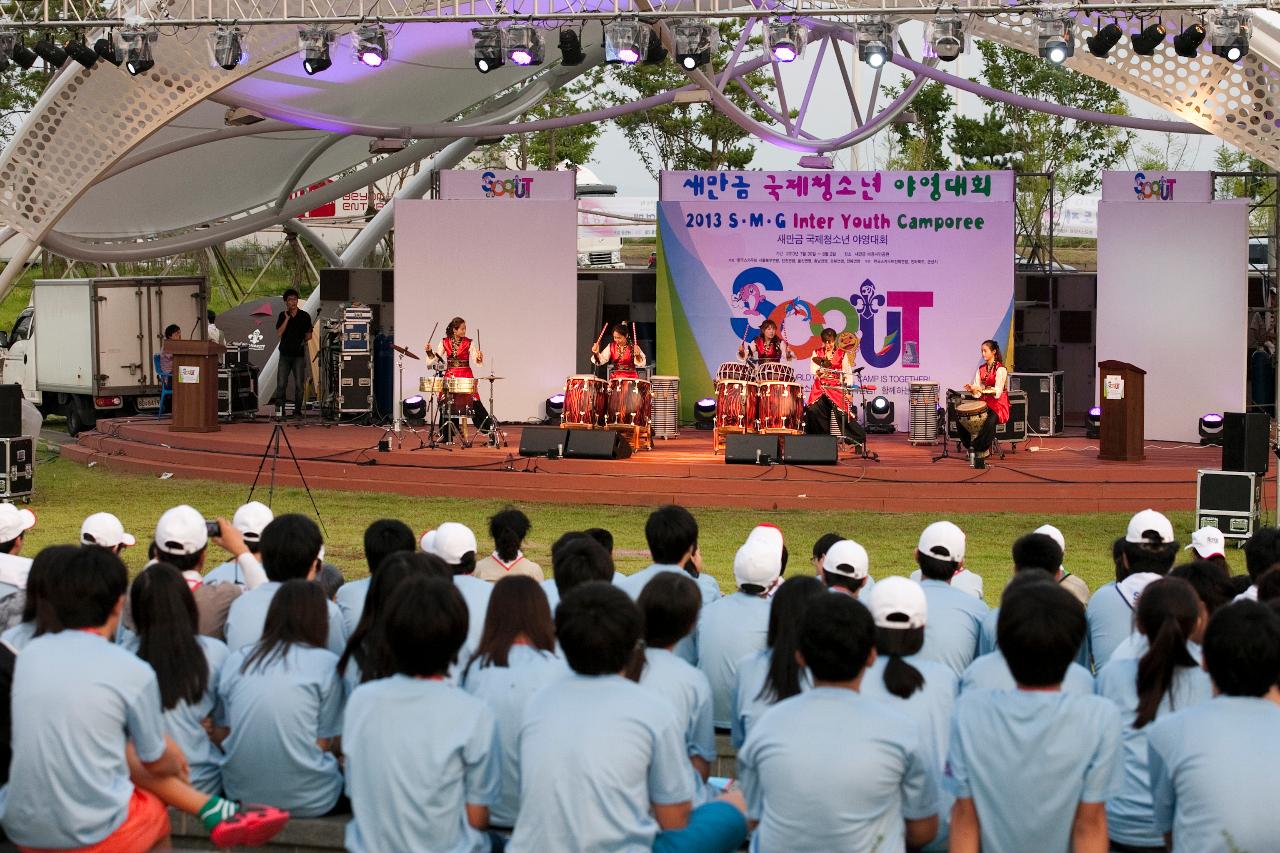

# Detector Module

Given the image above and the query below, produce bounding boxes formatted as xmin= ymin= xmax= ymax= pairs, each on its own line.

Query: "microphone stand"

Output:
xmin=846 ymin=367 xmax=879 ymax=462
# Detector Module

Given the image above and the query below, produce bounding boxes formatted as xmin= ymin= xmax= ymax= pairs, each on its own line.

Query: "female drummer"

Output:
xmin=959 ymin=338 xmax=1010 ymax=469
xmin=803 ymin=328 xmax=864 ymax=444
xmin=737 ymin=319 xmax=794 ymax=364
xmin=425 ymin=316 xmax=492 ymax=439
xmin=591 ymin=324 xmax=647 ymax=378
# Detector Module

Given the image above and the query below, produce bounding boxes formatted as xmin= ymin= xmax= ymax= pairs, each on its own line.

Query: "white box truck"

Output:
xmin=0 ymin=277 xmax=207 ymax=435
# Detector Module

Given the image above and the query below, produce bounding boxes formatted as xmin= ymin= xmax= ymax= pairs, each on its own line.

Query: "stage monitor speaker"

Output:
xmin=0 ymin=384 xmax=22 ymax=438
xmin=565 ymin=430 xmax=633 ymax=460
xmin=725 ymin=434 xmax=780 ymax=465
xmin=783 ymin=435 xmax=839 ymax=465
xmin=1222 ymin=412 xmax=1269 ymax=475
xmin=1016 ymin=345 xmax=1057 ymax=372
xmin=519 ymin=427 xmax=569 ymax=458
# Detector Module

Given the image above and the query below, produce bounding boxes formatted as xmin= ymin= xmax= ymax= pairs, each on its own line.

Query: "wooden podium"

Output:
xmin=168 ymin=340 xmax=225 ymax=432
xmin=1098 ymin=360 xmax=1145 ymax=462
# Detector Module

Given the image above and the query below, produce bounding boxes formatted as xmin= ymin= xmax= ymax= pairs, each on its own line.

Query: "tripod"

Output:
xmin=380 ymin=345 xmax=431 ymax=450
xmin=248 ymin=421 xmax=326 ymax=535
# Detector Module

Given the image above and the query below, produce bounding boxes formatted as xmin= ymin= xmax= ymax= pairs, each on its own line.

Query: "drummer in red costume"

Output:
xmin=737 ymin=319 xmax=794 ymax=365
xmin=803 ymin=328 xmax=865 ymax=445
xmin=960 ymin=338 xmax=1010 ymax=469
xmin=424 ymin=316 xmax=493 ymax=439
xmin=591 ymin=324 xmax=647 ymax=377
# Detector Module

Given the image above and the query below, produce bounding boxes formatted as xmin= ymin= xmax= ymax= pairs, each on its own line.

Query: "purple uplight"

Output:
xmin=617 ymin=47 xmax=640 ymax=64
xmin=510 ymin=48 xmax=534 ymax=66
xmin=772 ymin=45 xmax=798 ymax=62
xmin=359 ymin=50 xmax=384 ymax=67
xmin=1088 ymin=406 xmax=1102 ymax=418
xmin=1202 ymin=413 xmax=1224 ymax=424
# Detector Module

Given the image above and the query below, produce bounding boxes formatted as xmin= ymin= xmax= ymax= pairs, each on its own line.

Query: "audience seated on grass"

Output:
xmin=219 ymin=579 xmax=345 ymax=817
xmin=476 ymin=507 xmax=544 ymax=583
xmin=344 ymin=574 xmax=502 ymax=853
xmin=223 ymin=513 xmax=346 ymax=654
xmin=820 ymin=538 xmax=871 ymax=599
xmin=510 ymin=582 xmax=747 ymax=853
xmin=1235 ymin=525 xmax=1280 ymax=602
xmin=1035 ymin=524 xmax=1091 ymax=605
xmin=738 ymin=593 xmax=940 ymax=853
xmin=914 ymin=521 xmax=989 ymax=676
xmin=1168 ymin=560 xmax=1236 ymax=634
xmin=583 ymin=527 xmax=626 ymax=583
xmin=1183 ymin=525 xmax=1229 ymax=574
xmin=461 ymin=575 xmax=566 ymax=830
xmin=946 ymin=580 xmax=1121 ymax=853
xmin=333 ymin=519 xmax=416 ymax=636
xmin=542 ymin=531 xmax=615 ymax=611
xmin=1087 ymin=509 xmax=1178 ymax=671
xmin=0 ymin=503 xmax=35 ymax=604
xmin=202 ymin=501 xmax=273 ymax=585
xmin=907 ymin=520 xmax=983 ymax=602
xmin=0 ymin=542 xmax=74 ymax=646
xmin=0 ymin=546 xmax=287 ymax=849
xmin=429 ymin=522 xmax=492 ymax=665
xmin=977 ymin=532 xmax=1066 ymax=656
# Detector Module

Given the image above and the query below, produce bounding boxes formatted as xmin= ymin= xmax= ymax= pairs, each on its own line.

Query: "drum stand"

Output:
xmin=931 ymin=401 xmax=954 ymax=464
xmin=380 ymin=347 xmax=431 ymax=451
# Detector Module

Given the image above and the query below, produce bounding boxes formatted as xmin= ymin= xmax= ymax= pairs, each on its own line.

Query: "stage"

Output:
xmin=63 ymin=418 xmax=1271 ymax=514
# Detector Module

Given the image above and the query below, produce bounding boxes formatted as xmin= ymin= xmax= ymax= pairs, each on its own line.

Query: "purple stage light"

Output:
xmin=359 ymin=50 xmax=384 ymax=67
xmin=617 ymin=47 xmax=640 ymax=64
xmin=510 ymin=48 xmax=533 ymax=66
xmin=1088 ymin=406 xmax=1102 ymax=418
xmin=772 ymin=44 xmax=797 ymax=62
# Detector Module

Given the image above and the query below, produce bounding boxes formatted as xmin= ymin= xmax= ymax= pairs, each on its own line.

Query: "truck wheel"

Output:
xmin=65 ymin=397 xmax=97 ymax=437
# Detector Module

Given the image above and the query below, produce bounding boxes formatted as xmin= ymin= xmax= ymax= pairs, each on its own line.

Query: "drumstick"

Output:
xmin=594 ymin=323 xmax=608 ymax=349
xmin=425 ymin=320 xmax=439 ymax=358
xmin=631 ymin=321 xmax=638 ymax=362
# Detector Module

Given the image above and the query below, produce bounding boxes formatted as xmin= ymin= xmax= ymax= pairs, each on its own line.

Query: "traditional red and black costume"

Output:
xmin=428 ymin=334 xmax=491 ymax=441
xmin=803 ymin=345 xmax=864 ymax=444
xmin=960 ymin=358 xmax=1009 ymax=459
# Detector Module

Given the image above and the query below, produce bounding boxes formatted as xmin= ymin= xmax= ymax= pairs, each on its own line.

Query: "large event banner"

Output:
xmin=656 ymin=171 xmax=1015 ymax=427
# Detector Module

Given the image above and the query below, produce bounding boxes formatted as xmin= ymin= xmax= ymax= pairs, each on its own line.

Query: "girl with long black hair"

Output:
xmin=219 ymin=579 xmax=346 ymax=817
xmin=958 ymin=338 xmax=1010 ymax=468
xmin=131 ymin=563 xmax=230 ymax=795
xmin=0 ymin=544 xmax=77 ymax=650
xmin=1094 ymin=577 xmax=1213 ymax=851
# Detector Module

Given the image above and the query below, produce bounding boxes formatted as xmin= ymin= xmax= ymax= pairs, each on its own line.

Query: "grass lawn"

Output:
xmin=25 ymin=450 xmax=1245 ymax=594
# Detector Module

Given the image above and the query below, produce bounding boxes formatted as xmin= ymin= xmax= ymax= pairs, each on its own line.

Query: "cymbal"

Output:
xmin=391 ymin=343 xmax=420 ymax=360
xmin=479 ymin=375 xmax=506 ymax=381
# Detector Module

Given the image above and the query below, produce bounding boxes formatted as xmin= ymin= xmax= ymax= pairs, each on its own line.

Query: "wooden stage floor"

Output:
xmin=65 ymin=418 xmax=1267 ymax=514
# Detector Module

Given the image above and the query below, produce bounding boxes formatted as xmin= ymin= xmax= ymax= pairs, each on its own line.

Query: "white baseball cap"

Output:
xmin=918 ymin=521 xmax=966 ymax=563
xmin=80 ymin=512 xmax=135 ymax=548
xmin=154 ymin=505 xmax=208 ymax=556
xmin=734 ymin=540 xmax=781 ymax=588
xmin=420 ymin=529 xmax=437 ymax=554
xmin=868 ymin=576 xmax=928 ymax=630
xmin=1034 ymin=524 xmax=1066 ymax=554
xmin=232 ymin=501 xmax=274 ymax=543
xmin=433 ymin=522 xmax=478 ymax=565
xmin=822 ymin=539 xmax=869 ymax=579
xmin=1125 ymin=509 xmax=1175 ymax=544
xmin=745 ymin=524 xmax=784 ymax=553
xmin=1185 ymin=526 xmax=1226 ymax=559
xmin=0 ymin=503 xmax=36 ymax=543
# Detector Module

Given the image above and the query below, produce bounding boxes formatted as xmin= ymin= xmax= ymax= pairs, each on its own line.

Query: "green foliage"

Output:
xmin=0 ymin=66 xmax=49 ymax=148
xmin=485 ymin=80 xmax=603 ymax=170
xmin=1213 ymin=144 xmax=1276 ymax=237
xmin=882 ymin=81 xmax=954 ymax=171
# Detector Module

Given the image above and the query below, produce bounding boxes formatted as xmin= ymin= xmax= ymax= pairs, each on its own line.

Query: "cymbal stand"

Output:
xmin=380 ymin=348 xmax=430 ymax=450
xmin=845 ymin=369 xmax=879 ymax=462
xmin=479 ymin=373 xmax=507 ymax=448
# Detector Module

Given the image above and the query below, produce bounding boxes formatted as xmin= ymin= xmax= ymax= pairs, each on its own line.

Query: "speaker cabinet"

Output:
xmin=1222 ymin=412 xmax=1269 ymax=475
xmin=1197 ymin=469 xmax=1261 ymax=539
xmin=0 ymin=384 xmax=22 ymax=438
xmin=565 ymin=430 xmax=633 ymax=460
xmin=519 ymin=427 xmax=569 ymax=458
xmin=783 ymin=435 xmax=839 ymax=465
xmin=1016 ymin=345 xmax=1058 ymax=372
xmin=724 ymin=434 xmax=780 ymax=465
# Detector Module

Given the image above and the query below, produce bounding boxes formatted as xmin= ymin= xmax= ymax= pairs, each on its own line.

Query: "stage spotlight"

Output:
xmin=65 ymin=37 xmax=98 ymax=69
xmin=604 ymin=19 xmax=647 ymax=65
xmin=1131 ymin=22 xmax=1166 ymax=56
xmin=10 ymin=39 xmax=37 ymax=70
xmin=857 ymin=18 xmax=893 ymax=69
xmin=866 ymin=396 xmax=896 ymax=434
xmin=472 ymin=26 xmax=504 ymax=72
xmin=93 ymin=35 xmax=121 ymax=66
xmin=1086 ymin=22 xmax=1122 ymax=58
xmin=298 ymin=26 xmax=334 ymax=75
xmin=119 ymin=27 xmax=156 ymax=76
xmin=545 ymin=393 xmax=565 ymax=424
xmin=506 ymin=25 xmax=544 ymax=67
xmin=211 ymin=26 xmax=245 ymax=70
xmin=354 ymin=22 xmax=389 ymax=67
xmin=694 ymin=397 xmax=717 ymax=430
xmin=642 ymin=27 xmax=667 ymax=64
xmin=672 ymin=20 xmax=717 ymax=69
xmin=1210 ymin=11 xmax=1249 ymax=62
xmin=32 ymin=37 xmax=67 ymax=68
xmin=402 ymin=395 xmax=427 ymax=425
xmin=1036 ymin=12 xmax=1074 ymax=65
xmin=1086 ymin=405 xmax=1101 ymax=439
xmin=768 ymin=21 xmax=806 ymax=63
xmin=929 ymin=14 xmax=965 ymax=62
xmin=1199 ymin=413 xmax=1225 ymax=445
xmin=1173 ymin=22 xmax=1206 ymax=57
xmin=557 ymin=28 xmax=585 ymax=66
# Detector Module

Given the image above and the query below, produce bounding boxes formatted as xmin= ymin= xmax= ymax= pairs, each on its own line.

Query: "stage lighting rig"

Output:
xmin=1199 ymin=413 xmax=1225 ymax=445
xmin=211 ymin=26 xmax=245 ymax=71
xmin=119 ymin=26 xmax=157 ymax=76
xmin=32 ymin=36 xmax=67 ymax=68
xmin=507 ymin=25 xmax=544 ymax=67
xmin=672 ymin=20 xmax=717 ymax=70
xmin=1210 ymin=10 xmax=1249 ymax=62
xmin=354 ymin=22 xmax=389 ymax=68
xmin=402 ymin=396 xmax=427 ymax=425
xmin=694 ymin=398 xmax=717 ymax=430
xmin=929 ymin=14 xmax=965 ymax=62
xmin=768 ymin=21 xmax=806 ymax=63
xmin=545 ymin=393 xmax=565 ymax=424
xmin=298 ymin=25 xmax=334 ymax=75
xmin=866 ymin=396 xmax=896 ymax=433
xmin=10 ymin=38 xmax=37 ymax=70
xmin=1085 ymin=22 xmax=1122 ymax=58
xmin=1086 ymin=406 xmax=1101 ymax=439
xmin=604 ymin=19 xmax=647 ymax=65
xmin=857 ymin=18 xmax=893 ymax=69
xmin=472 ymin=26 xmax=504 ymax=72
xmin=94 ymin=34 xmax=122 ymax=66
xmin=1131 ymin=22 xmax=1166 ymax=56
xmin=1173 ymin=22 xmax=1206 ymax=57
xmin=1036 ymin=11 xmax=1074 ymax=65
xmin=642 ymin=27 xmax=667 ymax=64
xmin=557 ymin=28 xmax=585 ymax=65
xmin=65 ymin=36 xmax=98 ymax=69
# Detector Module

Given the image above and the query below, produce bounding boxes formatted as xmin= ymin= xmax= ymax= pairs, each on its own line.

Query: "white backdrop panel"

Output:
xmin=1097 ymin=201 xmax=1247 ymax=442
xmin=395 ymin=200 xmax=577 ymax=423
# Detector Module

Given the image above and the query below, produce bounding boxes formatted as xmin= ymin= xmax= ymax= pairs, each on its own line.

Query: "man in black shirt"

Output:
xmin=275 ymin=288 xmax=313 ymax=418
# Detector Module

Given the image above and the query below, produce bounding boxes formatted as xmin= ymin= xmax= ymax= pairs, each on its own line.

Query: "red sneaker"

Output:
xmin=209 ymin=805 xmax=290 ymax=848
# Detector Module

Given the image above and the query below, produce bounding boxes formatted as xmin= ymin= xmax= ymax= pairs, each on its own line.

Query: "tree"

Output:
xmin=880 ymin=80 xmax=955 ymax=171
xmin=591 ymin=22 xmax=779 ymax=177
xmin=1125 ymin=133 xmax=1197 ymax=172
xmin=0 ymin=65 xmax=53 ymax=148
xmin=490 ymin=80 xmax=603 ymax=171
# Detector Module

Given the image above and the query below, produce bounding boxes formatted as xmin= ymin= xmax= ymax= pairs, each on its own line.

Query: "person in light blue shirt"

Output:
xmin=460 ymin=575 xmax=567 ymax=829
xmin=961 ymin=648 xmax=1094 ymax=695
xmin=224 ymin=514 xmax=347 ymax=654
xmin=637 ymin=572 xmax=718 ymax=804
xmin=202 ymin=500 xmax=273 ymax=585
xmin=1088 ymin=511 xmax=1179 ymax=670
xmin=0 ymin=543 xmax=75 ymax=652
xmin=946 ymin=580 xmax=1121 ymax=853
xmin=913 ymin=521 xmax=988 ymax=675
xmin=739 ymin=592 xmax=939 ymax=852
xmin=131 ymin=563 xmax=232 ymax=794
xmin=541 ymin=530 xmax=616 ymax=613
xmin=1147 ymin=600 xmax=1280 ymax=853
xmin=332 ymin=518 xmax=416 ymax=637
xmin=860 ymin=576 xmax=958 ymax=852
xmin=429 ymin=521 xmax=494 ymax=663
xmin=219 ymin=579 xmax=345 ymax=817
xmin=510 ymin=582 xmax=746 ymax=853
xmin=977 ymin=532 xmax=1065 ymax=656
xmin=1094 ymin=578 xmax=1213 ymax=850
xmin=731 ymin=576 xmax=826 ymax=748
xmin=345 ymin=574 xmax=502 ymax=853
xmin=697 ymin=539 xmax=775 ymax=728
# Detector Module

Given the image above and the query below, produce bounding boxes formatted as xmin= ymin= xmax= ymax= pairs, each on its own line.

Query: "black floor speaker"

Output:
xmin=783 ymin=435 xmax=839 ymax=465
xmin=518 ymin=426 xmax=569 ymax=458
xmin=1222 ymin=412 xmax=1269 ymax=475
xmin=565 ymin=430 xmax=632 ymax=460
xmin=725 ymin=434 xmax=780 ymax=464
xmin=0 ymin=385 xmax=20 ymax=438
